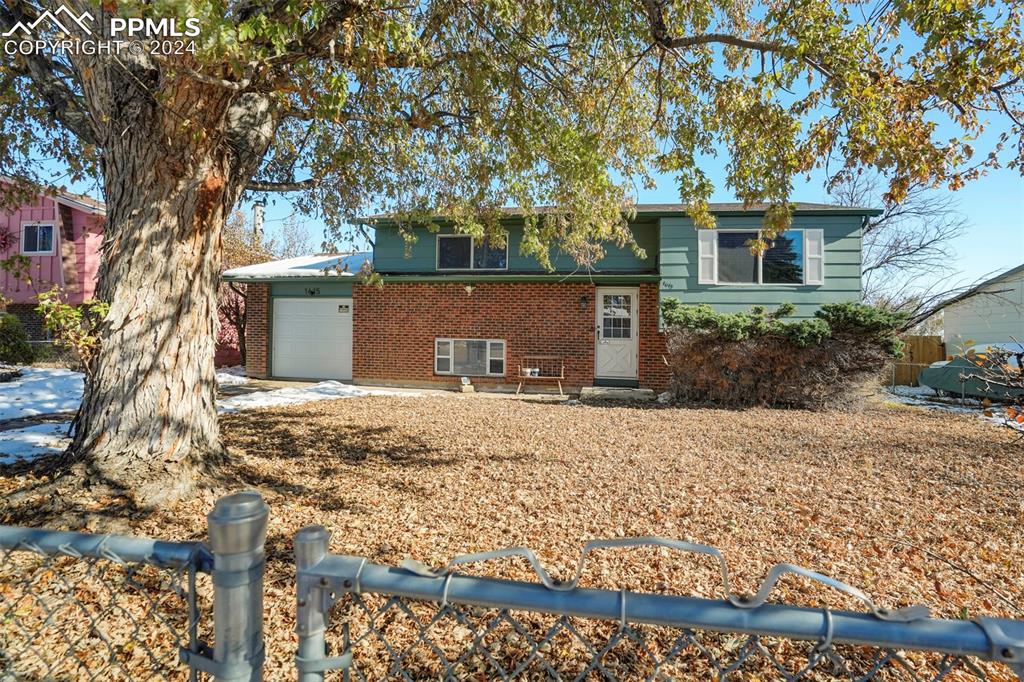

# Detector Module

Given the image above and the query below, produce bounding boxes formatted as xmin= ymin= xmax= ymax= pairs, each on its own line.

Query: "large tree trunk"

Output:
xmin=72 ymin=164 xmax=236 ymax=504
xmin=65 ymin=55 xmax=279 ymax=507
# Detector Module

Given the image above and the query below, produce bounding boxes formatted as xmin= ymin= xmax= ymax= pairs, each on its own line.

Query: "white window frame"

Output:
xmin=21 ymin=222 xmax=56 ymax=256
xmin=710 ymin=228 xmax=818 ymax=287
xmin=435 ymin=234 xmax=509 ymax=271
xmin=434 ymin=338 xmax=506 ymax=376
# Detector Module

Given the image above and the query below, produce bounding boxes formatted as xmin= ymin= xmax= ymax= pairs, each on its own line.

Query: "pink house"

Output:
xmin=0 ymin=184 xmax=106 ymax=339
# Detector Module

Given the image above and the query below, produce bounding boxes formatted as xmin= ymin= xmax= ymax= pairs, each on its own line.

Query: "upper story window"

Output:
xmin=22 ymin=223 xmax=55 ymax=255
xmin=437 ymin=235 xmax=508 ymax=270
xmin=698 ymin=228 xmax=824 ymax=286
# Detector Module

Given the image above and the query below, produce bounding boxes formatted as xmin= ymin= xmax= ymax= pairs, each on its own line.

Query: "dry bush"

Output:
xmin=662 ymin=301 xmax=904 ymax=409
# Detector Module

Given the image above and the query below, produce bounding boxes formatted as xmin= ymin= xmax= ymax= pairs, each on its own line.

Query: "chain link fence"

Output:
xmin=3 ymin=493 xmax=1024 ymax=681
xmin=0 ymin=528 xmax=210 ymax=681
xmin=294 ymin=530 xmax=1024 ymax=682
xmin=325 ymin=595 xmax=996 ymax=681
xmin=0 ymin=491 xmax=268 ymax=682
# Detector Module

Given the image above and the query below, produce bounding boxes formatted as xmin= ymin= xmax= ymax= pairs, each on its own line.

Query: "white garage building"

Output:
xmin=223 ymin=253 xmax=370 ymax=381
xmin=937 ymin=263 xmax=1024 ymax=349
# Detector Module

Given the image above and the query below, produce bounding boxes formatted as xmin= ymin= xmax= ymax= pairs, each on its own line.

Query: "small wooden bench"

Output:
xmin=516 ymin=355 xmax=565 ymax=396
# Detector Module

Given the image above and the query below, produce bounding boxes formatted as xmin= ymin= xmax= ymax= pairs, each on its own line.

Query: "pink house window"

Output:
xmin=22 ymin=223 xmax=55 ymax=255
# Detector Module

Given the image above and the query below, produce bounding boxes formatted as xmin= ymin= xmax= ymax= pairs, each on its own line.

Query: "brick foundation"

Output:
xmin=244 ymin=283 xmax=269 ymax=378
xmin=243 ymin=280 xmax=669 ymax=391
xmin=638 ymin=285 xmax=671 ymax=392
xmin=353 ymin=281 xmax=668 ymax=391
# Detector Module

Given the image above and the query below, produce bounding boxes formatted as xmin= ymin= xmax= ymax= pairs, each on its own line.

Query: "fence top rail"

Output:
xmin=0 ymin=524 xmax=212 ymax=572
xmin=299 ymin=553 xmax=1024 ymax=667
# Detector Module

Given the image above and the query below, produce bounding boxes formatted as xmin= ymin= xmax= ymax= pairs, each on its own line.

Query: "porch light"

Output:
xmin=579 ymin=295 xmax=589 ymax=310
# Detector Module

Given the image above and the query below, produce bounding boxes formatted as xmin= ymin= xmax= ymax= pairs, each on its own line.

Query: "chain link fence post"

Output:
xmin=295 ymin=525 xmax=332 ymax=682
xmin=202 ymin=490 xmax=270 ymax=681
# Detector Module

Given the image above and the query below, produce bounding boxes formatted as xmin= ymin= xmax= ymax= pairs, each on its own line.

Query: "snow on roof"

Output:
xmin=223 ymin=252 xmax=371 ymax=280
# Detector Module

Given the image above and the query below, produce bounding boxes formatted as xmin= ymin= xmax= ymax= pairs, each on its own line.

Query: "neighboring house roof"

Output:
xmin=361 ymin=202 xmax=881 ymax=223
xmin=0 ymin=177 xmax=106 ymax=215
xmin=223 ymin=252 xmax=371 ymax=281
xmin=54 ymin=189 xmax=105 ymax=215
xmin=930 ymin=262 xmax=1024 ymax=314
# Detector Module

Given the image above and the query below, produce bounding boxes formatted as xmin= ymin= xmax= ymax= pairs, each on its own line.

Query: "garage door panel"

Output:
xmin=271 ymin=297 xmax=352 ymax=380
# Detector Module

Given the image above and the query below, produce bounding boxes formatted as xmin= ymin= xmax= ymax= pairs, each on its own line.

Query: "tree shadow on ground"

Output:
xmin=219 ymin=409 xmax=453 ymax=466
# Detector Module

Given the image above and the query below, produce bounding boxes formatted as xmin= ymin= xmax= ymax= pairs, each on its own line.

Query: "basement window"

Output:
xmin=435 ymin=339 xmax=505 ymax=376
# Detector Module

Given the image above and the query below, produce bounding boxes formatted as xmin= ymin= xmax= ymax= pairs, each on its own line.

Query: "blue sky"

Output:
xmin=237 ymin=6 xmax=1024 ymax=292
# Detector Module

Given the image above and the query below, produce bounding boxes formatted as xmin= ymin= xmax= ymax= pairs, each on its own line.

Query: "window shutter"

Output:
xmin=804 ymin=229 xmax=825 ymax=285
xmin=697 ymin=229 xmax=716 ymax=284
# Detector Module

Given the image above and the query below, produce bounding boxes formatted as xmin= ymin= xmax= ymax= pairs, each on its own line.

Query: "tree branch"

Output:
xmin=0 ymin=5 xmax=97 ymax=145
xmin=246 ymin=178 xmax=319 ymax=192
xmin=639 ymin=0 xmax=832 ymax=79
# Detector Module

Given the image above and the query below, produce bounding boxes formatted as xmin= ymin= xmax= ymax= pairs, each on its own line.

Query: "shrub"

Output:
xmin=36 ymin=288 xmax=108 ymax=375
xmin=0 ymin=313 xmax=35 ymax=364
xmin=816 ymin=302 xmax=907 ymax=358
xmin=660 ymin=300 xmax=904 ymax=409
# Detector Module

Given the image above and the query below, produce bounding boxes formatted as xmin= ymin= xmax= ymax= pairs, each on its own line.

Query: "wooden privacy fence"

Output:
xmin=892 ymin=335 xmax=946 ymax=386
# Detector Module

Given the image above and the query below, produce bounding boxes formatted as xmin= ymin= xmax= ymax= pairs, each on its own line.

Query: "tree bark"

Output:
xmin=64 ymin=54 xmax=279 ymax=506
xmin=72 ymin=168 xmax=232 ymax=504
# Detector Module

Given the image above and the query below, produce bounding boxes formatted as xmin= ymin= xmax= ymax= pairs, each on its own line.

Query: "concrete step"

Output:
xmin=579 ymin=386 xmax=656 ymax=402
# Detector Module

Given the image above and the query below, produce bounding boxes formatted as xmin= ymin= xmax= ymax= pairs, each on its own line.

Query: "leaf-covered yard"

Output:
xmin=2 ymin=394 xmax=1022 ymax=678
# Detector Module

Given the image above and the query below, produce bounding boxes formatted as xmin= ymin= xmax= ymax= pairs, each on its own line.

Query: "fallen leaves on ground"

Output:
xmin=1 ymin=396 xmax=1021 ymax=679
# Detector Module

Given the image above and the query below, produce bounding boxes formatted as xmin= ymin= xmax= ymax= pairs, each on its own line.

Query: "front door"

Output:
xmin=595 ymin=287 xmax=639 ymax=380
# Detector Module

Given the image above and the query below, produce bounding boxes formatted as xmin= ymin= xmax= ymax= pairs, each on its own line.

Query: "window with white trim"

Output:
xmin=435 ymin=339 xmax=505 ymax=376
xmin=437 ymin=235 xmax=508 ymax=270
xmin=22 ymin=223 xmax=55 ymax=255
xmin=698 ymin=229 xmax=823 ymax=286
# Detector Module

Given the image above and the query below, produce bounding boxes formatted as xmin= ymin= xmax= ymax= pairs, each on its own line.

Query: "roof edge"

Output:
xmin=929 ymin=263 xmax=1024 ymax=313
xmin=359 ymin=203 xmax=882 ymax=225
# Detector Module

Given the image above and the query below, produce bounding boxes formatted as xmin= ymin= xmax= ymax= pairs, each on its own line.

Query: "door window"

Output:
xmin=601 ymin=295 xmax=632 ymax=339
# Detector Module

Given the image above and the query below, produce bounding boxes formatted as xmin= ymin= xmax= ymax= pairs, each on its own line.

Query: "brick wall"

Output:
xmin=353 ymin=281 xmax=669 ymax=391
xmin=244 ymin=283 xmax=269 ymax=378
xmin=638 ymin=284 xmax=671 ymax=392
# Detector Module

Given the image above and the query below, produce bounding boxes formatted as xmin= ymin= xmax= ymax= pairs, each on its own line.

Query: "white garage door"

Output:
xmin=272 ymin=297 xmax=353 ymax=380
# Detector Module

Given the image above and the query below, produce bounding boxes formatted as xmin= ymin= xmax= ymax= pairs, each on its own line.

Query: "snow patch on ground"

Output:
xmin=887 ymin=385 xmax=939 ymax=399
xmin=0 ymin=368 xmax=83 ymax=421
xmin=216 ymin=366 xmax=249 ymax=386
xmin=0 ymin=422 xmax=71 ymax=464
xmin=0 ymin=366 xmax=423 ymax=462
xmin=217 ymin=381 xmax=423 ymax=413
xmin=0 ymin=366 xmax=255 ymax=421
xmin=883 ymin=387 xmax=1022 ymax=431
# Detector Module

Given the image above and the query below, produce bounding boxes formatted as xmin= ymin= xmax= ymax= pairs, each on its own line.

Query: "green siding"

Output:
xmin=369 ymin=212 xmax=864 ymax=318
xmin=270 ymin=281 xmax=354 ymax=297
xmin=659 ymin=215 xmax=863 ymax=319
xmin=372 ymin=218 xmax=658 ymax=274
